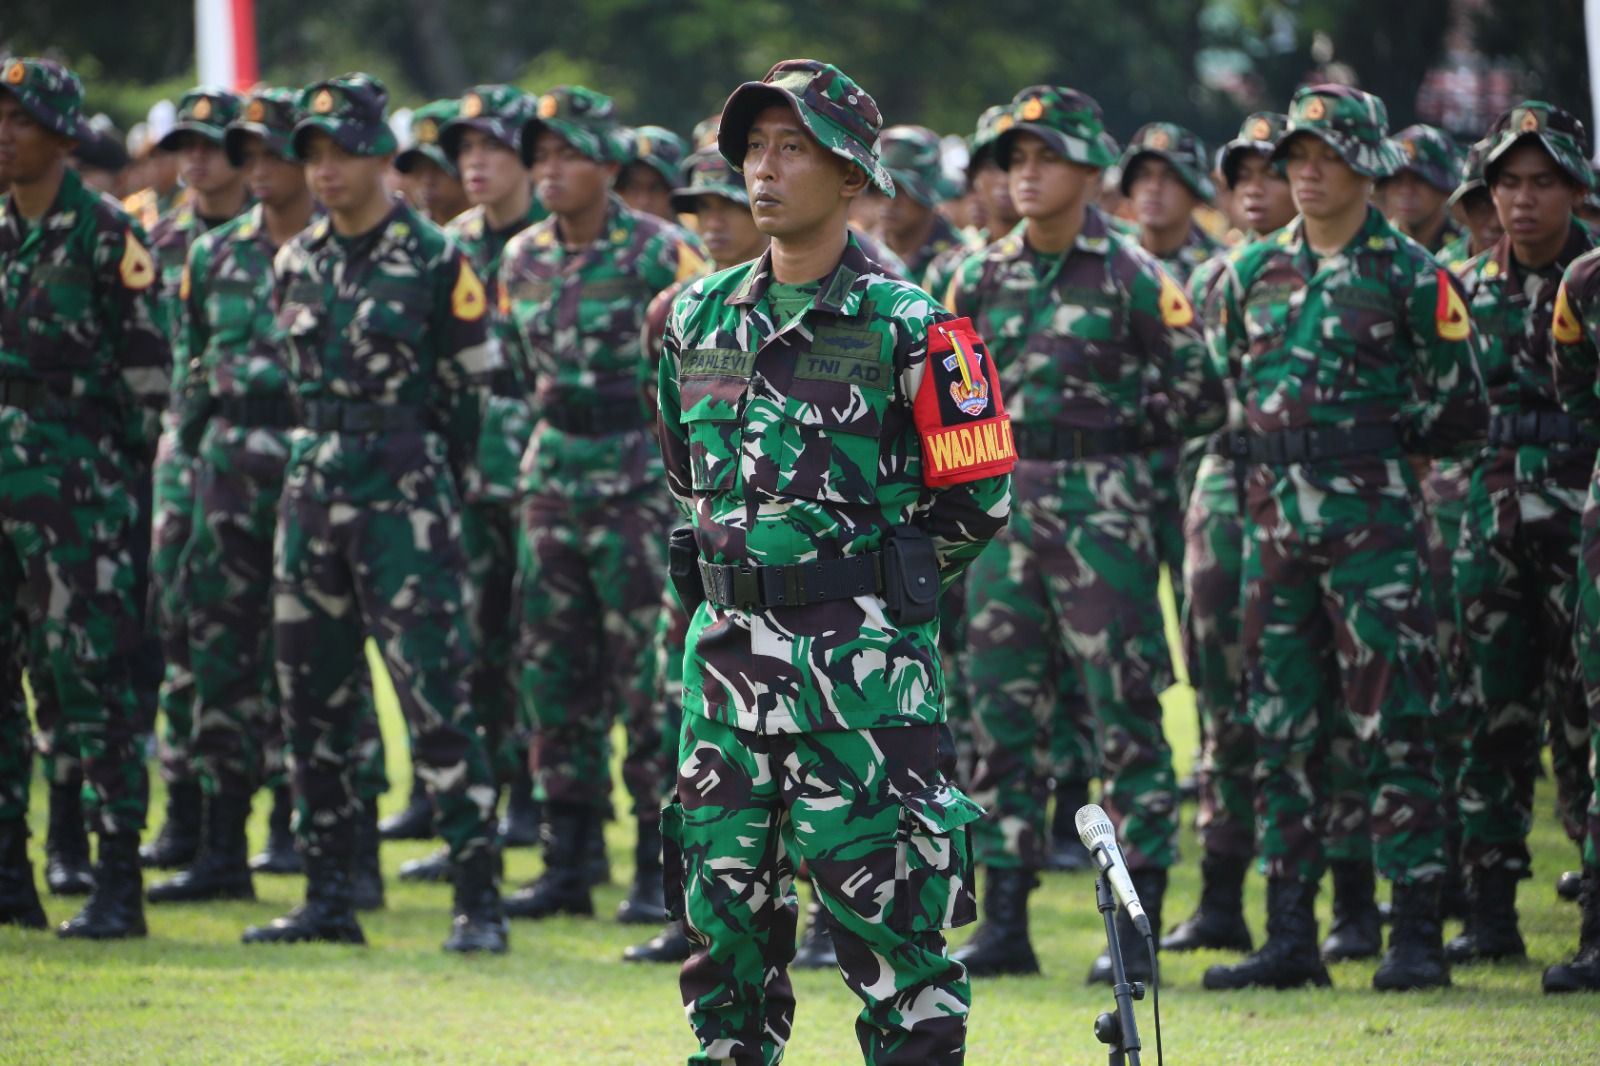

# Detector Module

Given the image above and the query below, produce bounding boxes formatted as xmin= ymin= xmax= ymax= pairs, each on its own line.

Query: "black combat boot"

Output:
xmin=241 ymin=850 xmax=365 ymax=945
xmin=791 ymin=891 xmax=839 ymax=970
xmin=44 ymin=783 xmax=94 ymax=895
xmin=399 ymin=846 xmax=452 ymax=883
xmin=1203 ymin=877 xmax=1331 ymax=990
xmin=584 ymin=816 xmax=611 ymax=887
xmin=1373 ymin=877 xmax=1451 ymax=990
xmin=1557 ymin=870 xmax=1583 ymax=902
xmin=623 ymin=921 xmax=694 ymax=963
xmin=951 ymin=868 xmax=1041 ymax=977
xmin=504 ymin=802 xmax=593 ymax=919
xmin=616 ymin=816 xmax=669 ymax=924
xmin=377 ymin=770 xmax=433 ymax=841
xmin=140 ymin=779 xmax=202 ymax=869
xmin=58 ymin=832 xmax=146 ymax=939
xmin=498 ymin=763 xmax=541 ymax=848
xmin=1162 ymin=852 xmax=1253 ymax=953
xmin=443 ymin=847 xmax=509 ymax=953
xmin=1045 ymin=781 xmax=1093 ymax=872
xmin=1320 ymin=859 xmax=1382 ymax=961
xmin=1444 ymin=867 xmax=1525 ymax=963
xmin=0 ymin=819 xmax=47 ymax=929
xmin=147 ymin=792 xmax=255 ymax=903
xmin=1543 ymin=867 xmax=1600 ymax=993
xmin=249 ymin=785 xmax=302 ymax=874
xmin=1088 ymin=869 xmax=1166 ymax=985
xmin=351 ymin=799 xmax=385 ymax=911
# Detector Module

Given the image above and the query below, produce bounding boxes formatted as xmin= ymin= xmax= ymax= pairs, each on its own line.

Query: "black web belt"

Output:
xmin=299 ymin=400 xmax=430 ymax=433
xmin=1012 ymin=423 xmax=1143 ymax=461
xmin=1205 ymin=430 xmax=1252 ymax=460
xmin=1244 ymin=423 xmax=1402 ymax=464
xmin=698 ymin=553 xmax=886 ymax=611
xmin=0 ymin=376 xmax=56 ymax=411
xmin=216 ymin=394 xmax=297 ymax=428
xmin=542 ymin=397 xmax=650 ymax=435
xmin=1488 ymin=410 xmax=1598 ymax=448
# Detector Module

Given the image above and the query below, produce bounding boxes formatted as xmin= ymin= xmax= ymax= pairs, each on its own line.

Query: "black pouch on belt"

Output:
xmin=883 ymin=525 xmax=940 ymax=626
xmin=668 ymin=526 xmax=705 ymax=614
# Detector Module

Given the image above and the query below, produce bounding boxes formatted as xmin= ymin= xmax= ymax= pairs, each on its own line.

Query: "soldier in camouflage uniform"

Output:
xmin=1202 ymin=85 xmax=1487 ymax=993
xmin=142 ymin=86 xmax=250 ymax=872
xmin=1379 ymin=124 xmax=1466 ymax=256
xmin=0 ymin=58 xmax=170 ymax=937
xmin=866 ymin=124 xmax=968 ymax=286
xmin=948 ymin=87 xmax=1227 ymax=983
xmin=395 ymin=99 xmax=468 ymax=227
xmin=239 ymin=74 xmax=506 ymax=953
xmin=1447 ymin=102 xmax=1596 ymax=964
xmin=618 ymin=124 xmax=689 ymax=222
xmin=499 ymin=85 xmax=706 ymax=922
xmin=1163 ymin=111 xmax=1298 ymax=957
xmin=658 ymin=59 xmax=1012 ymax=1064
xmin=1440 ymin=141 xmax=1504 ymax=273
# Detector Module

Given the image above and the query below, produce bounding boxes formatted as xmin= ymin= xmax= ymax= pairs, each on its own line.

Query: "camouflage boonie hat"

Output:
xmin=1272 ymin=84 xmax=1404 ymax=179
xmin=692 ymin=114 xmax=721 ymax=150
xmin=1483 ymin=101 xmax=1593 ymax=189
xmin=718 ymin=58 xmax=895 ymax=196
xmin=0 ymin=57 xmax=84 ymax=138
xmin=966 ymin=105 xmax=1009 ymax=172
xmin=1383 ymin=124 xmax=1466 ymax=193
xmin=224 ymin=87 xmax=299 ymax=165
xmin=1446 ymin=138 xmax=1491 ymax=209
xmin=395 ymin=99 xmax=460 ymax=176
xmin=1119 ymin=122 xmax=1215 ymax=202
xmin=292 ymin=73 xmax=397 ymax=160
xmin=879 ymin=125 xmax=959 ymax=206
xmin=521 ymin=86 xmax=623 ymax=165
xmin=159 ymin=87 xmax=244 ymax=149
xmin=624 ymin=125 xmax=689 ymax=185
xmin=1217 ymin=111 xmax=1287 ymax=188
xmin=440 ymin=85 xmax=536 ymax=162
xmin=993 ymin=86 xmax=1118 ymax=171
xmin=671 ymin=147 xmax=749 ymax=212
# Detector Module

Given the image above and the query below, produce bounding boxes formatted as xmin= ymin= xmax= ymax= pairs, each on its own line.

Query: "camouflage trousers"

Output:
xmin=1573 ymin=472 xmax=1600 ymax=868
xmin=275 ymin=471 xmax=494 ymax=861
xmin=1181 ymin=454 xmax=1255 ymax=859
xmin=1244 ymin=459 xmax=1445 ymax=885
xmin=965 ymin=457 xmax=1178 ymax=872
xmin=517 ymin=488 xmax=675 ymax=814
xmin=1147 ymin=443 xmax=1188 ymax=621
xmin=0 ymin=422 xmax=148 ymax=834
xmin=668 ymin=714 xmax=980 ymax=1066
xmin=0 ymin=599 xmax=32 ymax=822
xmin=461 ymin=499 xmax=526 ymax=786
xmin=150 ymin=426 xmax=198 ymax=786
xmin=1453 ymin=448 xmax=1592 ymax=876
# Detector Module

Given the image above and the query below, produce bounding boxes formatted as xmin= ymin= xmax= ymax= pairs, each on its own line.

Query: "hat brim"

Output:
xmin=224 ymin=124 xmax=290 ymax=167
xmin=994 ymin=123 xmax=1114 ymax=171
xmin=159 ymin=120 xmax=228 ymax=150
xmin=1118 ymin=148 xmax=1215 ymax=202
xmin=670 ymin=183 xmax=750 ymax=214
xmin=394 ymin=144 xmax=455 ymax=176
xmin=1379 ymin=159 xmax=1457 ymax=193
xmin=519 ymin=118 xmax=613 ymax=167
xmin=440 ymin=116 xmax=520 ymax=164
xmin=1217 ymin=140 xmax=1275 ymax=189
xmin=1445 ymin=178 xmax=1488 ymax=210
xmin=1272 ymin=128 xmax=1399 ymax=180
xmin=1484 ymin=130 xmax=1593 ymax=190
xmin=717 ymin=82 xmax=895 ymax=196
xmin=290 ymin=117 xmax=398 ymax=162
xmin=0 ymin=86 xmax=83 ymax=140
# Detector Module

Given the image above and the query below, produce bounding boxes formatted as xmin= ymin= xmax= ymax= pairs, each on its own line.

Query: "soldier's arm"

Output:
xmin=174 ymin=235 xmax=217 ymax=454
xmin=1551 ymin=257 xmax=1600 ymax=432
xmin=96 ymin=219 xmax=171 ymax=458
xmin=1404 ymin=263 xmax=1487 ymax=458
xmin=432 ymin=248 xmax=498 ymax=481
xmin=1128 ymin=256 xmax=1225 ymax=440
xmin=638 ymin=232 xmax=708 ymax=406
xmin=655 ymin=299 xmax=693 ymax=507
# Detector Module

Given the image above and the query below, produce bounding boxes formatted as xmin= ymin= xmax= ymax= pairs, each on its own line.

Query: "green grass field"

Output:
xmin=4 ymin=643 xmax=1599 ymax=1063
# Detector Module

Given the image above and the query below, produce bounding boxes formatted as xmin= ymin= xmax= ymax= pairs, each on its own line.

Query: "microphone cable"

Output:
xmin=1145 ymin=931 xmax=1163 ymax=1066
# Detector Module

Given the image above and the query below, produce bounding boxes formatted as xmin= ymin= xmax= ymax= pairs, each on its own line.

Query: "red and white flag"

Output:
xmin=195 ymin=0 xmax=258 ymax=90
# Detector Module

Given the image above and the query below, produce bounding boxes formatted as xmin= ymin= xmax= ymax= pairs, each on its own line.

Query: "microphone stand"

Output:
xmin=1091 ymin=874 xmax=1143 ymax=1066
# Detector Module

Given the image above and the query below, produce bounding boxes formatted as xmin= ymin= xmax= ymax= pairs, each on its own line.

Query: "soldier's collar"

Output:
xmin=727 ymin=232 xmax=872 ymax=317
xmin=1485 ymin=221 xmax=1592 ymax=282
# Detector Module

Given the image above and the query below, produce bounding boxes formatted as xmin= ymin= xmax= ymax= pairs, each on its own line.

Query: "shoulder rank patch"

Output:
xmin=119 ymin=230 xmax=156 ymax=290
xmin=497 ymin=279 xmax=511 ymax=317
xmin=675 ymin=240 xmax=706 ymax=284
xmin=452 ymin=259 xmax=487 ymax=321
xmin=1435 ymin=268 xmax=1471 ymax=341
xmin=179 ymin=263 xmax=191 ymax=301
xmin=1158 ymin=270 xmax=1194 ymax=328
xmin=914 ymin=316 xmax=1016 ymax=487
xmin=1554 ymin=281 xmax=1583 ymax=346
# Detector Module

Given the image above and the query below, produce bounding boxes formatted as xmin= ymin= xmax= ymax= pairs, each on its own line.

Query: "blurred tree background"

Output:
xmin=2 ymin=0 xmax=1591 ymax=148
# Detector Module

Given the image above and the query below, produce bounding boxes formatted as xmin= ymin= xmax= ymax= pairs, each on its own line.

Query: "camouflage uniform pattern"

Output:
xmin=877 ymin=125 xmax=970 ymax=285
xmin=1384 ymin=124 xmax=1467 ymax=254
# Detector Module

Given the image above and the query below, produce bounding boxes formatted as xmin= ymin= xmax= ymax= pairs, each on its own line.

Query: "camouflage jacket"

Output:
xmin=0 ymin=166 xmax=170 ymax=458
xmin=946 ymin=205 xmax=1225 ymax=445
xmin=899 ymin=212 xmax=971 ymax=290
xmin=151 ymin=197 xmax=247 ymax=397
xmin=180 ymin=203 xmax=294 ymax=406
xmin=1208 ymin=206 xmax=1486 ymax=457
xmin=658 ymin=235 xmax=1012 ymax=733
xmin=447 ymin=199 xmax=547 ymax=505
xmin=500 ymin=194 xmax=706 ymax=499
xmin=1551 ymin=246 xmax=1600 ymax=433
xmin=1151 ymin=221 xmax=1224 ymax=288
xmin=922 ymin=222 xmax=1015 ymax=308
xmin=272 ymin=201 xmax=498 ymax=501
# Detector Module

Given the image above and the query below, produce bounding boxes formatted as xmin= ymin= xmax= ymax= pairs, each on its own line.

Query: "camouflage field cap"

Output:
xmin=520 ymin=86 xmax=623 ymax=165
xmin=224 ymin=87 xmax=300 ymax=165
xmin=718 ymin=59 xmax=895 ymax=196
xmin=692 ymin=114 xmax=721 ymax=150
xmin=1272 ymin=84 xmax=1404 ymax=179
xmin=158 ymin=86 xmax=244 ymax=149
xmin=0 ymin=57 xmax=85 ymax=138
xmin=670 ymin=146 xmax=749 ymax=212
xmin=1483 ymin=101 xmax=1593 ymax=189
xmin=1383 ymin=124 xmax=1466 ymax=192
xmin=395 ymin=99 xmax=460 ymax=175
xmin=1216 ymin=111 xmax=1287 ymax=188
xmin=624 ymin=125 xmax=689 ymax=185
xmin=879 ymin=124 xmax=960 ymax=206
xmin=1119 ymin=121 xmax=1215 ymax=202
xmin=966 ymin=105 xmax=1009 ymax=172
xmin=1446 ymin=138 xmax=1491 ymax=209
xmin=440 ymin=85 xmax=535 ymax=163
xmin=993 ymin=86 xmax=1118 ymax=171
xmin=292 ymin=73 xmax=398 ymax=160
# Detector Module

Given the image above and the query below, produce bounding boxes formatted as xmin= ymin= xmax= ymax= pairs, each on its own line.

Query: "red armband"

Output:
xmin=914 ymin=316 xmax=1016 ymax=487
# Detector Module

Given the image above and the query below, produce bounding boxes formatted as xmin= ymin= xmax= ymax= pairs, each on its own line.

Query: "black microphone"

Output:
xmin=1075 ymin=803 xmax=1151 ymax=938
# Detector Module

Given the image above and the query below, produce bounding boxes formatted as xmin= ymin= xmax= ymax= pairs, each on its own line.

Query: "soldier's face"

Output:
xmin=237 ymin=136 xmax=304 ymax=209
xmin=172 ymin=133 xmax=239 ymax=195
xmin=880 ymin=184 xmax=933 ymax=241
xmin=1282 ymin=134 xmax=1369 ymax=220
xmin=743 ymin=103 xmax=864 ymax=241
xmin=531 ymin=130 xmax=616 ymax=216
xmin=694 ymin=193 xmax=767 ymax=268
xmin=1128 ymin=156 xmax=1199 ymax=230
xmin=302 ymin=132 xmax=390 ymax=214
xmin=0 ymin=94 xmax=71 ymax=185
xmin=1459 ymin=191 xmax=1505 ymax=254
xmin=456 ymin=129 xmax=527 ymax=211
xmin=1231 ymin=152 xmax=1296 ymax=235
xmin=617 ymin=162 xmax=675 ymax=220
xmin=1490 ymin=143 xmax=1584 ymax=256
xmin=1382 ymin=170 xmax=1447 ymax=228
xmin=1005 ymin=134 xmax=1096 ymax=221
xmin=971 ymin=158 xmax=1017 ymax=232
xmin=408 ymin=157 xmax=468 ymax=225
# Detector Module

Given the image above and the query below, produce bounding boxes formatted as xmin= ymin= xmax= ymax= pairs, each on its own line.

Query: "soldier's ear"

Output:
xmin=602 ymin=160 xmax=622 ymax=187
xmin=839 ymin=160 xmax=869 ymax=201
